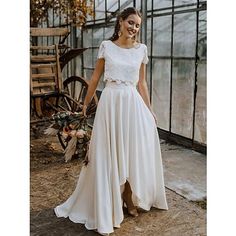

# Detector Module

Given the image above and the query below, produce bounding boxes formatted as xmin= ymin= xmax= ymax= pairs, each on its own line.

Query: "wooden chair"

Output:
xmin=30 ymin=44 xmax=62 ymax=96
xmin=30 ymin=28 xmax=69 ymax=117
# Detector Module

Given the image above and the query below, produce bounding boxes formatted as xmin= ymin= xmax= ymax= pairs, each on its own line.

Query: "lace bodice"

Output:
xmin=97 ymin=40 xmax=149 ymax=86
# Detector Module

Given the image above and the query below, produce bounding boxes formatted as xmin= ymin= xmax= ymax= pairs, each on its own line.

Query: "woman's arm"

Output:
xmin=138 ymin=63 xmax=157 ymax=124
xmin=82 ymin=58 xmax=105 ymax=116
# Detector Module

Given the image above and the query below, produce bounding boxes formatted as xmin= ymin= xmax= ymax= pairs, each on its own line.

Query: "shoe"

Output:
xmin=122 ymin=193 xmax=139 ymax=217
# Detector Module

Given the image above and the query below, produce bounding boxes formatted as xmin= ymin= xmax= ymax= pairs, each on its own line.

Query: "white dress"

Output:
xmin=54 ymin=40 xmax=168 ymax=235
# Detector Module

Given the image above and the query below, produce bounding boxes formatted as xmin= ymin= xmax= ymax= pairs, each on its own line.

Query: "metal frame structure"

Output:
xmin=81 ymin=0 xmax=207 ymax=153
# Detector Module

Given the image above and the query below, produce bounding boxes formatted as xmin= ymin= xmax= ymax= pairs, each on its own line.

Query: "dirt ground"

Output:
xmin=30 ymin=122 xmax=206 ymax=236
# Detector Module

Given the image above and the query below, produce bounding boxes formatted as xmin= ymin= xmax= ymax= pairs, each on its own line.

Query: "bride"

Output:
xmin=54 ymin=7 xmax=168 ymax=235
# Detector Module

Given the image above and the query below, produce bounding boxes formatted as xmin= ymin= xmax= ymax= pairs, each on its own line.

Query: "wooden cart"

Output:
xmin=30 ymin=27 xmax=98 ymax=120
xmin=30 ymin=27 xmax=98 ymax=154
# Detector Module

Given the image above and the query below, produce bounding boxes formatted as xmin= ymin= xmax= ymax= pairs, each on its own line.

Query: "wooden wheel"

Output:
xmin=63 ymin=76 xmax=98 ymax=115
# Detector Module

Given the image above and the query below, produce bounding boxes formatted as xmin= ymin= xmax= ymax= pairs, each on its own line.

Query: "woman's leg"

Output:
xmin=123 ymin=181 xmax=132 ymax=196
xmin=122 ymin=181 xmax=138 ymax=217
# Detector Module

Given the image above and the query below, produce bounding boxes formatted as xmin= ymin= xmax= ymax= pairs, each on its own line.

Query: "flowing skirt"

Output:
xmin=54 ymin=81 xmax=168 ymax=234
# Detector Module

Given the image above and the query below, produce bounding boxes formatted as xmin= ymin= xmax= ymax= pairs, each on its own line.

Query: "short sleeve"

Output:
xmin=142 ymin=45 xmax=149 ymax=64
xmin=97 ymin=41 xmax=105 ymax=59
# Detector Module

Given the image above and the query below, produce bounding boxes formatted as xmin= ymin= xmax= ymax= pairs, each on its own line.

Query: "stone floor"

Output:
xmin=161 ymin=140 xmax=206 ymax=202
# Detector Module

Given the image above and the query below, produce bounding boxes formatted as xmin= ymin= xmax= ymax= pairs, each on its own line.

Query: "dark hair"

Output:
xmin=109 ymin=7 xmax=142 ymax=42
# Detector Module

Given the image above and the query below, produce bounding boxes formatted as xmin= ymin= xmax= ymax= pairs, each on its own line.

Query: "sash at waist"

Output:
xmin=104 ymin=77 xmax=137 ymax=86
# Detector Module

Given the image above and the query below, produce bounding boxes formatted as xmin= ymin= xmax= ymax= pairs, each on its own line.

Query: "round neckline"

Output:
xmin=109 ymin=40 xmax=140 ymax=50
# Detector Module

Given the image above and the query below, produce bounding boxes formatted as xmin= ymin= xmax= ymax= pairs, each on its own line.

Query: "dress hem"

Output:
xmin=54 ymin=207 xmax=116 ymax=235
xmin=54 ymin=196 xmax=168 ymax=235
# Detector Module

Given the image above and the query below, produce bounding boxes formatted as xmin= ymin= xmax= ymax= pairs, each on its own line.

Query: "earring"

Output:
xmin=118 ymin=30 xmax=122 ymax=37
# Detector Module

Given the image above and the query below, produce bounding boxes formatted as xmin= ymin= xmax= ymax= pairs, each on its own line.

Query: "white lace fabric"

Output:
xmin=97 ymin=40 xmax=149 ymax=86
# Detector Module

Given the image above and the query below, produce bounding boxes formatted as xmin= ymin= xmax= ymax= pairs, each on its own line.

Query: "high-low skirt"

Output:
xmin=54 ymin=81 xmax=168 ymax=235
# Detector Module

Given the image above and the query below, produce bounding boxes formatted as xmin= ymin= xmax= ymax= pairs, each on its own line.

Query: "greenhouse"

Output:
xmin=82 ymin=0 xmax=207 ymax=152
xmin=29 ymin=0 xmax=207 ymax=235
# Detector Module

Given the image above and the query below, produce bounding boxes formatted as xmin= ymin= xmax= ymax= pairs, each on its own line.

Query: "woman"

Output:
xmin=54 ymin=7 xmax=168 ymax=235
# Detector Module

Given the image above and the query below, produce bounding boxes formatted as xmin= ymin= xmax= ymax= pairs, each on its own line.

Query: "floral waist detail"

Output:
xmin=104 ymin=77 xmax=137 ymax=86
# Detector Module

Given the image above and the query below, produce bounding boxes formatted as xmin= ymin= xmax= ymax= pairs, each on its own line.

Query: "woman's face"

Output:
xmin=120 ymin=14 xmax=141 ymax=39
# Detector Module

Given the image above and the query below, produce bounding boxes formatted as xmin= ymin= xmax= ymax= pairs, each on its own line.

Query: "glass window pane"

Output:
xmin=105 ymin=26 xmax=113 ymax=40
xmin=83 ymin=49 xmax=93 ymax=68
xmin=174 ymin=0 xmax=197 ymax=6
xmin=173 ymin=13 xmax=196 ymax=57
xmin=153 ymin=15 xmax=172 ymax=56
xmin=171 ymin=59 xmax=195 ymax=138
xmin=92 ymin=28 xmax=102 ymax=67
xmin=95 ymin=0 xmax=105 ymax=20
xmin=152 ymin=59 xmax=171 ymax=130
xmin=83 ymin=29 xmax=92 ymax=47
xmin=154 ymin=0 xmax=172 ymax=9
xmin=83 ymin=30 xmax=93 ymax=68
xmin=194 ymin=10 xmax=206 ymax=144
xmin=198 ymin=10 xmax=206 ymax=60
xmin=119 ymin=0 xmax=134 ymax=9
xmin=147 ymin=0 xmax=152 ymax=10
xmin=147 ymin=18 xmax=151 ymax=53
xmin=135 ymin=0 xmax=141 ymax=9
xmin=194 ymin=61 xmax=206 ymax=144
xmin=107 ymin=0 xmax=118 ymax=12
xmin=84 ymin=69 xmax=93 ymax=81
xmin=93 ymin=28 xmax=104 ymax=46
